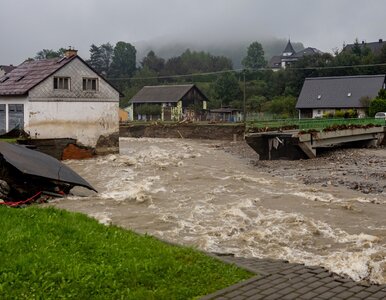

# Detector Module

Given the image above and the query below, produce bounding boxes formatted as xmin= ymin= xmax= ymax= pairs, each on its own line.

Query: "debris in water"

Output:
xmin=0 ymin=141 xmax=96 ymax=206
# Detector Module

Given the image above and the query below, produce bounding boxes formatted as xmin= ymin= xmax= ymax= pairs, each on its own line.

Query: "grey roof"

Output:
xmin=296 ymin=75 xmax=386 ymax=109
xmin=131 ymin=84 xmax=208 ymax=103
xmin=269 ymin=47 xmax=323 ymax=69
xmin=283 ymin=40 xmax=295 ymax=54
xmin=0 ymin=57 xmax=77 ymax=95
xmin=0 ymin=141 xmax=96 ymax=192
xmin=293 ymin=47 xmax=323 ymax=58
xmin=344 ymin=39 xmax=386 ymax=54
xmin=268 ymin=56 xmax=282 ymax=68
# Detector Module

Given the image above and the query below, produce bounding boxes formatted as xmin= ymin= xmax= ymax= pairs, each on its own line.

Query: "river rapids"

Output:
xmin=49 ymin=138 xmax=386 ymax=284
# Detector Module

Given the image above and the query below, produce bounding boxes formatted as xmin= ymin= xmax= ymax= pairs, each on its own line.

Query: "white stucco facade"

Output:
xmin=0 ymin=57 xmax=120 ymax=148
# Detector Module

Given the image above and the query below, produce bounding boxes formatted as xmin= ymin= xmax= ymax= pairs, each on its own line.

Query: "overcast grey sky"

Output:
xmin=1 ymin=0 xmax=385 ymax=65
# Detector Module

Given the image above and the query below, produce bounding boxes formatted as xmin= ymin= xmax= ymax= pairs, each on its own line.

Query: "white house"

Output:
xmin=0 ymin=49 xmax=120 ymax=150
xmin=269 ymin=40 xmax=323 ymax=70
xmin=296 ymin=74 xmax=386 ymax=118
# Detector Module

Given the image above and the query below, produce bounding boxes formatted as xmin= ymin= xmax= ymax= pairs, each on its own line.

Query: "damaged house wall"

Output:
xmin=0 ymin=55 xmax=120 ymax=157
xmin=26 ymin=58 xmax=119 ymax=148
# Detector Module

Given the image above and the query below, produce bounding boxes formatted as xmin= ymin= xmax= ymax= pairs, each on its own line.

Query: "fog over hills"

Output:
xmin=135 ymin=36 xmax=305 ymax=69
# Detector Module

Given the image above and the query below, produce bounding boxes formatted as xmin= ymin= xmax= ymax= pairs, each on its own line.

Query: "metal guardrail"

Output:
xmin=247 ymin=118 xmax=386 ymax=131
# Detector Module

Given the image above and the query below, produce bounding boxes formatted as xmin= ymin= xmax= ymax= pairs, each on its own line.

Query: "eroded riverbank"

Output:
xmin=48 ymin=138 xmax=386 ymax=283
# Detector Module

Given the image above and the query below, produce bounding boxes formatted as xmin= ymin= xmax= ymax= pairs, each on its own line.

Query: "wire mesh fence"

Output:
xmin=247 ymin=117 xmax=386 ymax=131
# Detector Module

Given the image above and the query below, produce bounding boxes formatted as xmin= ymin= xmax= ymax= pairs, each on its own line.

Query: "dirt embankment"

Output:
xmin=119 ymin=123 xmax=245 ymax=140
xmin=219 ymin=140 xmax=386 ymax=195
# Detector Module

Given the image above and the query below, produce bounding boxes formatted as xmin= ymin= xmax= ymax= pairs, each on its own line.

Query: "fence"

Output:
xmin=247 ymin=117 xmax=386 ymax=131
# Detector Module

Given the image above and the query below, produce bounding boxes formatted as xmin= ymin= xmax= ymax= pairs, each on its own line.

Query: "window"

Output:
xmin=8 ymin=104 xmax=24 ymax=130
xmin=0 ymin=104 xmax=5 ymax=134
xmin=83 ymin=78 xmax=98 ymax=91
xmin=53 ymin=77 xmax=70 ymax=90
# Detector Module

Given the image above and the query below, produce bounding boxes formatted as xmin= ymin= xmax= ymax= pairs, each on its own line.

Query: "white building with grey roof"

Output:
xmin=296 ymin=74 xmax=386 ymax=118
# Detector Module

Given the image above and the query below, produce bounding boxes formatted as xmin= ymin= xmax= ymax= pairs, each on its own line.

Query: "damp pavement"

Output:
xmin=201 ymin=254 xmax=386 ymax=300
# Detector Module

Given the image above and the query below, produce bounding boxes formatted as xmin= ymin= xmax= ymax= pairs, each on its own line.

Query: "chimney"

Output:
xmin=379 ymin=39 xmax=383 ymax=43
xmin=64 ymin=47 xmax=78 ymax=58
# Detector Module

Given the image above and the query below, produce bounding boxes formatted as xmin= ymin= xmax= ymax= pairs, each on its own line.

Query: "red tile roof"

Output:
xmin=0 ymin=65 xmax=16 ymax=74
xmin=0 ymin=56 xmax=76 ymax=96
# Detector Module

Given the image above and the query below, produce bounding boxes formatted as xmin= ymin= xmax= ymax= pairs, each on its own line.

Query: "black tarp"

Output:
xmin=0 ymin=141 xmax=96 ymax=192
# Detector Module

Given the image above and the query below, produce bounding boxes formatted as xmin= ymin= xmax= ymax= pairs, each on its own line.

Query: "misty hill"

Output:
xmin=135 ymin=37 xmax=304 ymax=69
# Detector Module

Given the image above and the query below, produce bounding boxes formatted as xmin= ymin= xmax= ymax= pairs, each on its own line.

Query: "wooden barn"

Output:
xmin=127 ymin=84 xmax=208 ymax=121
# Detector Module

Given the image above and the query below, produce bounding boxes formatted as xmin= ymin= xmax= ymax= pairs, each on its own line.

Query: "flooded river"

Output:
xmin=49 ymin=138 xmax=386 ymax=283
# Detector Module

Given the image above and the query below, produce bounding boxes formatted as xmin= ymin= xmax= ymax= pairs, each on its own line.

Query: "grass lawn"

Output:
xmin=0 ymin=138 xmax=17 ymax=143
xmin=0 ymin=206 xmax=252 ymax=299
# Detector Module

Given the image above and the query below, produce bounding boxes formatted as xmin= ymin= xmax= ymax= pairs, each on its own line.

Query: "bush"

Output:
xmin=334 ymin=109 xmax=358 ymax=118
xmin=267 ymin=96 xmax=297 ymax=118
xmin=135 ymin=104 xmax=162 ymax=116
xmin=334 ymin=110 xmax=345 ymax=118
xmin=323 ymin=112 xmax=334 ymax=118
xmin=369 ymin=98 xmax=386 ymax=117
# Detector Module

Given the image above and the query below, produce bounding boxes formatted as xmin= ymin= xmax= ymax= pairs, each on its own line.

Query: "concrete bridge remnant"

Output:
xmin=245 ymin=126 xmax=386 ymax=160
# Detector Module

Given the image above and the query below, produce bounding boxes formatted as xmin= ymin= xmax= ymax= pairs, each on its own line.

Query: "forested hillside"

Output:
xmin=34 ymin=38 xmax=386 ymax=118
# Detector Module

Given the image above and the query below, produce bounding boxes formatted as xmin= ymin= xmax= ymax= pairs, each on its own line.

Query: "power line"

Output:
xmin=106 ymin=62 xmax=386 ymax=81
xmin=107 ymin=68 xmax=243 ymax=81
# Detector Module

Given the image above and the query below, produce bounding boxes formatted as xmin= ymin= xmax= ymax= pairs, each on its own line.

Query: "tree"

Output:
xmin=369 ymin=98 xmax=386 ymax=116
xmin=120 ymin=67 xmax=158 ymax=108
xmin=359 ymin=96 xmax=372 ymax=116
xmin=35 ymin=48 xmax=66 ymax=60
xmin=242 ymin=42 xmax=267 ymax=69
xmin=109 ymin=41 xmax=137 ymax=78
xmin=162 ymin=49 xmax=232 ymax=76
xmin=267 ymin=96 xmax=297 ymax=118
xmin=246 ymin=96 xmax=268 ymax=113
xmin=141 ymin=50 xmax=165 ymax=73
xmin=369 ymin=89 xmax=386 ymax=116
xmin=211 ymin=72 xmax=241 ymax=107
xmin=88 ymin=43 xmax=114 ymax=76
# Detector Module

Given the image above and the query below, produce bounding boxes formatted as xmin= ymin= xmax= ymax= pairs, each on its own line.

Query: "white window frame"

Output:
xmin=53 ymin=77 xmax=70 ymax=90
xmin=83 ymin=77 xmax=98 ymax=91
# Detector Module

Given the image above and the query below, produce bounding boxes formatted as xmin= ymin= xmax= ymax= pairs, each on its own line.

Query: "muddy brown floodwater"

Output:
xmin=48 ymin=138 xmax=386 ymax=284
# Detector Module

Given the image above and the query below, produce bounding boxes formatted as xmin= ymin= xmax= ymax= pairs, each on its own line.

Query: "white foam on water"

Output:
xmin=295 ymin=246 xmax=386 ymax=283
xmin=90 ymin=212 xmax=112 ymax=225
xmin=100 ymin=176 xmax=159 ymax=203
xmin=63 ymin=138 xmax=386 ymax=284
xmin=154 ymin=200 xmax=386 ymax=283
xmin=291 ymin=191 xmax=337 ymax=203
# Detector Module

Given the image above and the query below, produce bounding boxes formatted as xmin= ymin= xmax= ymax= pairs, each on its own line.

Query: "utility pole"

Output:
xmin=243 ymin=70 xmax=246 ymax=123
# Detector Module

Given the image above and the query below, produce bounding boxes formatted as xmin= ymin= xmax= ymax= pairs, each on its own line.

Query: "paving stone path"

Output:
xmin=201 ymin=255 xmax=386 ymax=300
